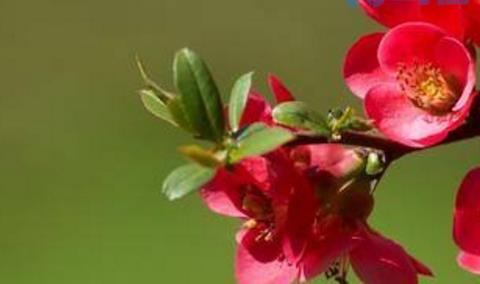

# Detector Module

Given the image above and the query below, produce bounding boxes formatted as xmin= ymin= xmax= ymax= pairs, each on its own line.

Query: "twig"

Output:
xmin=289 ymin=118 xmax=480 ymax=162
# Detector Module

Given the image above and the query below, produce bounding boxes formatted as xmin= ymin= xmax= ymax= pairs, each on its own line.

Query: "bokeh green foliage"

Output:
xmin=1 ymin=0 xmax=480 ymax=283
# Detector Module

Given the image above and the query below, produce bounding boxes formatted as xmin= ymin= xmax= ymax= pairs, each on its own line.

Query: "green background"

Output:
xmin=1 ymin=1 xmax=479 ymax=283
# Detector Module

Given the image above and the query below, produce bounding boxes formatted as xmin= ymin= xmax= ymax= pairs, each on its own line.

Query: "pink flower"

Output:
xmin=294 ymin=145 xmax=433 ymax=283
xmin=358 ymin=0 xmax=480 ymax=46
xmin=344 ymin=22 xmax=476 ymax=147
xmin=454 ymin=167 xmax=480 ymax=274
xmin=201 ymin=150 xmax=317 ymax=284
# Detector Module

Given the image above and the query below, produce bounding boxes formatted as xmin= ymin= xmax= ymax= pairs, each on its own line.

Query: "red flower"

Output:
xmin=344 ymin=22 xmax=476 ymax=147
xmin=201 ymin=150 xmax=317 ymax=284
xmin=294 ymin=145 xmax=433 ymax=283
xmin=358 ymin=0 xmax=480 ymax=46
xmin=454 ymin=167 xmax=480 ymax=274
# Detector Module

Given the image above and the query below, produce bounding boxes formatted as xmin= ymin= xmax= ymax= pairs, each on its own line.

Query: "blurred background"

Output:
xmin=1 ymin=0 xmax=480 ymax=283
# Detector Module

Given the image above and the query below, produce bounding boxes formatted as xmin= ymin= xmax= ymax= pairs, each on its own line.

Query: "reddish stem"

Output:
xmin=290 ymin=119 xmax=480 ymax=162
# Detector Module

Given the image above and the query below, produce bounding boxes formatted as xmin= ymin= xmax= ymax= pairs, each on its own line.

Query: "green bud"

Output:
xmin=365 ymin=152 xmax=385 ymax=176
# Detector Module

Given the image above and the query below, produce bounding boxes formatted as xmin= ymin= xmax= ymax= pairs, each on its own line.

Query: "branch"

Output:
xmin=289 ymin=119 xmax=480 ymax=162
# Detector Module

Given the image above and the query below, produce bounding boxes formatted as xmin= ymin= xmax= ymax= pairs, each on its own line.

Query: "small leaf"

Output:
xmin=349 ymin=117 xmax=373 ymax=132
xmin=235 ymin=122 xmax=266 ymax=141
xmin=328 ymin=107 xmax=373 ymax=133
xmin=229 ymin=72 xmax=254 ymax=132
xmin=179 ymin=144 xmax=224 ymax=168
xmin=272 ymin=102 xmax=330 ymax=136
xmin=136 ymin=55 xmax=174 ymax=101
xmin=229 ymin=125 xmax=295 ymax=163
xmin=167 ymin=96 xmax=194 ymax=133
xmin=162 ymin=163 xmax=215 ymax=201
xmin=174 ymin=48 xmax=225 ymax=142
xmin=139 ymin=89 xmax=177 ymax=126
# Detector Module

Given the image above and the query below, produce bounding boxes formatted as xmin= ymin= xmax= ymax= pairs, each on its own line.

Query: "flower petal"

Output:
xmin=299 ymin=217 xmax=357 ymax=281
xmin=294 ymin=145 xmax=363 ymax=179
xmin=465 ymin=1 xmax=480 ymax=46
xmin=364 ymin=83 xmax=467 ymax=148
xmin=282 ymin=170 xmax=317 ymax=263
xmin=200 ymin=169 xmax=247 ymax=218
xmin=236 ymin=229 xmax=298 ymax=284
xmin=268 ymin=74 xmax=295 ymax=103
xmin=419 ymin=4 xmax=466 ymax=40
xmin=458 ymin=251 xmax=480 ymax=275
xmin=409 ymin=256 xmax=434 ymax=277
xmin=350 ymin=230 xmax=428 ymax=284
xmin=359 ymin=1 xmax=466 ymax=40
xmin=343 ymin=33 xmax=392 ymax=99
xmin=236 ymin=156 xmax=273 ymax=195
xmin=378 ymin=22 xmax=447 ymax=75
xmin=433 ymin=36 xmax=476 ymax=112
xmin=240 ymin=92 xmax=273 ymax=127
xmin=454 ymin=168 xmax=480 ymax=255
xmin=358 ymin=0 xmax=421 ymax=28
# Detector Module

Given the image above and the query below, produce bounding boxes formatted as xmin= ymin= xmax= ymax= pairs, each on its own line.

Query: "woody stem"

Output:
xmin=289 ymin=98 xmax=480 ymax=163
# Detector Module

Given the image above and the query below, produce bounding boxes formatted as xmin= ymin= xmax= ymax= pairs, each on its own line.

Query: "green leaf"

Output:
xmin=235 ymin=122 xmax=266 ymax=141
xmin=229 ymin=125 xmax=295 ymax=163
xmin=328 ymin=107 xmax=372 ymax=133
xmin=272 ymin=102 xmax=330 ymax=136
xmin=173 ymin=48 xmax=225 ymax=142
xmin=139 ymin=89 xmax=177 ymax=126
xmin=136 ymin=55 xmax=174 ymax=101
xmin=167 ymin=96 xmax=194 ymax=133
xmin=229 ymin=72 xmax=254 ymax=132
xmin=179 ymin=144 xmax=224 ymax=168
xmin=162 ymin=163 xmax=215 ymax=201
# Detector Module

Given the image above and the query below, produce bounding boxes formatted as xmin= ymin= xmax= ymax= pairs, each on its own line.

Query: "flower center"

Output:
xmin=241 ymin=185 xmax=272 ymax=221
xmin=396 ymin=62 xmax=460 ymax=115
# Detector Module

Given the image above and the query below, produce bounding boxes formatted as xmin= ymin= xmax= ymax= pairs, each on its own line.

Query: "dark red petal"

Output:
xmin=456 ymin=168 xmax=480 ymax=210
xmin=282 ymin=169 xmax=317 ymax=263
xmin=268 ymin=74 xmax=295 ymax=103
xmin=350 ymin=229 xmax=429 ymax=284
xmin=465 ymin=1 xmax=480 ymax=46
xmin=419 ymin=4 xmax=467 ymax=40
xmin=240 ymin=92 xmax=273 ymax=127
xmin=299 ymin=217 xmax=357 ymax=281
xmin=235 ymin=156 xmax=273 ymax=195
xmin=358 ymin=0 xmax=421 ymax=28
xmin=358 ymin=1 xmax=467 ymax=41
xmin=409 ymin=256 xmax=434 ymax=277
xmin=454 ymin=168 xmax=480 ymax=255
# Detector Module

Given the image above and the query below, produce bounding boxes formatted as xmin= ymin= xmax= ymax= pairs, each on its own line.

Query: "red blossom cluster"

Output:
xmin=353 ymin=0 xmax=480 ymax=277
xmin=201 ymin=76 xmax=431 ymax=284
xmin=138 ymin=1 xmax=480 ymax=283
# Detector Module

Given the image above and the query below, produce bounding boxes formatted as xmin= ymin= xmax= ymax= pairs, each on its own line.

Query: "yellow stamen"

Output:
xmin=243 ymin=219 xmax=257 ymax=229
xmin=396 ymin=62 xmax=460 ymax=115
